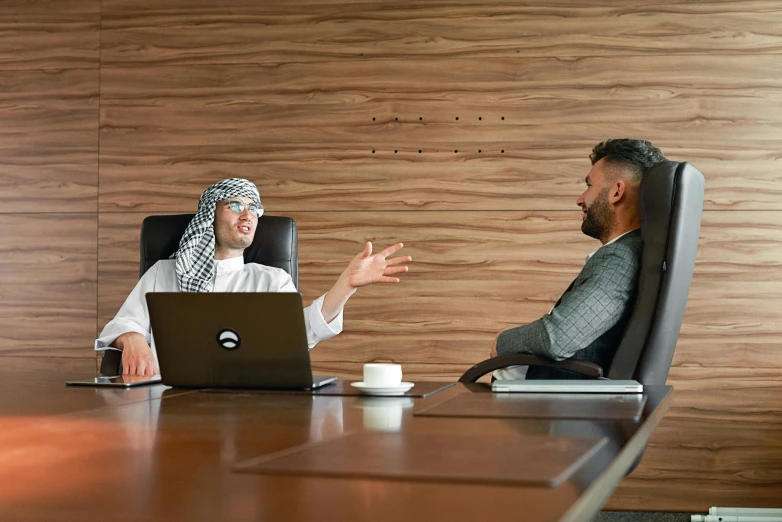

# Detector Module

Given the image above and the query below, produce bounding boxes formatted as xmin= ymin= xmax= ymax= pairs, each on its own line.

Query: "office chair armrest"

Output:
xmin=458 ymin=354 xmax=604 ymax=383
xmin=99 ymin=349 xmax=122 ymax=376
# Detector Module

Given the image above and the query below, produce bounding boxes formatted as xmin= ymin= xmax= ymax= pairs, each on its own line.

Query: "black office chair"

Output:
xmin=459 ymin=161 xmax=705 ymax=385
xmin=99 ymin=214 xmax=298 ymax=375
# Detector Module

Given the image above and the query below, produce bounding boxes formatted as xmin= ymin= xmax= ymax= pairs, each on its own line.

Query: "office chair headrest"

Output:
xmin=139 ymin=214 xmax=299 ymax=287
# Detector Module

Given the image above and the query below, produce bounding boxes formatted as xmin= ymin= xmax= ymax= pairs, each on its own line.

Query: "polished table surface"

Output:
xmin=0 ymin=359 xmax=672 ymax=522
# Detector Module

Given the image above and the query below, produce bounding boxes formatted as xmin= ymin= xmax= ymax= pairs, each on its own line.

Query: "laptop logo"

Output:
xmin=217 ymin=329 xmax=242 ymax=350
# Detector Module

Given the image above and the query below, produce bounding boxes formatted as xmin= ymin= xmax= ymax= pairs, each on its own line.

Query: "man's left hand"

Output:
xmin=345 ymin=242 xmax=411 ymax=289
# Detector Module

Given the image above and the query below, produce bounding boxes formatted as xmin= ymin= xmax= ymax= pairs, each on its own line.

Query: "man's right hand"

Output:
xmin=112 ymin=332 xmax=159 ymax=376
xmin=490 ymin=332 xmax=501 ymax=359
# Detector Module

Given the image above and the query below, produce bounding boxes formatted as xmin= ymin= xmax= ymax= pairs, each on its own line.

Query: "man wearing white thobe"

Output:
xmin=96 ymin=178 xmax=411 ymax=376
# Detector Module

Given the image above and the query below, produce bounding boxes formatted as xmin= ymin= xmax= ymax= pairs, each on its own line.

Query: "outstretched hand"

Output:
xmin=320 ymin=242 xmax=412 ymax=324
xmin=345 ymin=242 xmax=411 ymax=289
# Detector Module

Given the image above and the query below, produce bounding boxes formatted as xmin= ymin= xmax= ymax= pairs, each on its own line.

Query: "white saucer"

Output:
xmin=350 ymin=382 xmax=415 ymax=395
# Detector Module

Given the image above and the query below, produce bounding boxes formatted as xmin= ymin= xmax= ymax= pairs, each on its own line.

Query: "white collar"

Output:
xmin=585 ymin=229 xmax=637 ymax=261
xmin=214 ymin=255 xmax=245 ymax=274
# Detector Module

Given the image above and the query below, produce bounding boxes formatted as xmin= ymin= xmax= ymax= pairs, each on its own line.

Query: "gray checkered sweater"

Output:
xmin=496 ymin=229 xmax=642 ymax=380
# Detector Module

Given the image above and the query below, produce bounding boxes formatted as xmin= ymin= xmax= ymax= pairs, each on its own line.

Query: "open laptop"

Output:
xmin=146 ymin=292 xmax=337 ymax=390
xmin=492 ymin=379 xmax=643 ymax=393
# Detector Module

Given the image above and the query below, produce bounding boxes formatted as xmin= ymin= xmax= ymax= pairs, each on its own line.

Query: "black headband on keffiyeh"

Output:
xmin=172 ymin=178 xmax=261 ymax=293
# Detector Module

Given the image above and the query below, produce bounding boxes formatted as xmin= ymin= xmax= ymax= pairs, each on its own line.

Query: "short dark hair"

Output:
xmin=590 ymin=139 xmax=665 ymax=185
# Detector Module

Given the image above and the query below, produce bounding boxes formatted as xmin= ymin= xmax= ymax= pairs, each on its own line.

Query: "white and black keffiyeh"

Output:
xmin=172 ymin=178 xmax=261 ymax=293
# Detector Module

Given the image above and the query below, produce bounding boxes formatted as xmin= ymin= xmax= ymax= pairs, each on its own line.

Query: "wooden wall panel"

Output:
xmin=610 ymin=367 xmax=782 ymax=510
xmin=98 ymin=159 xmax=588 ymax=213
xmin=0 ymin=0 xmax=99 ymax=70
xmin=673 ymin=212 xmax=782 ymax=368
xmin=98 ymin=153 xmax=782 ymax=212
xmin=101 ymin=0 xmax=782 ymax=65
xmin=0 ymin=356 xmax=96 ymax=374
xmin=99 ymin=56 xmax=782 ymax=112
xmin=99 ymin=57 xmax=782 ymax=212
xmin=97 ymin=211 xmax=782 ymax=368
xmin=615 ymin=416 xmax=782 ymax=510
xmin=0 ymin=215 xmax=97 ymax=357
xmin=0 ymin=69 xmax=99 ymax=213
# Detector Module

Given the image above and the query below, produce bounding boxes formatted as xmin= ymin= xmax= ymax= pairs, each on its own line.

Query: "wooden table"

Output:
xmin=0 ymin=359 xmax=672 ymax=522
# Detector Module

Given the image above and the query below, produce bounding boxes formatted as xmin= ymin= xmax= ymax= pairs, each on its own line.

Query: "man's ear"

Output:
xmin=608 ymin=179 xmax=627 ymax=205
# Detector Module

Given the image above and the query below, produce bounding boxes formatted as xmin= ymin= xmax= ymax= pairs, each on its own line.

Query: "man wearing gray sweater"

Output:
xmin=491 ymin=139 xmax=665 ymax=380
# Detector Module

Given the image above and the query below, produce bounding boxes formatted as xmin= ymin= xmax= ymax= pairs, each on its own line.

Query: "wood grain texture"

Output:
xmin=308 ymin=361 xmax=486 ymax=383
xmin=672 ymin=211 xmax=782 ymax=369
xmin=0 ymin=383 xmax=670 ymax=522
xmin=99 ymin=57 xmax=782 ymax=212
xmin=0 ymin=214 xmax=97 ymax=357
xmin=101 ymin=0 xmax=782 ymax=66
xmin=0 ymin=356 xmax=96 ymax=374
xmin=0 ymin=69 xmax=98 ymax=213
xmin=610 ymin=367 xmax=782 ymax=511
xmin=97 ymin=211 xmax=782 ymax=369
xmin=0 ymin=0 xmax=99 ymax=70
xmin=2 ymin=0 xmax=780 ymax=510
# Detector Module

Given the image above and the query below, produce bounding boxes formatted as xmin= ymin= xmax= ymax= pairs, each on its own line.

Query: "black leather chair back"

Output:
xmin=139 ymin=214 xmax=298 ymax=287
xmin=607 ymin=161 xmax=704 ymax=385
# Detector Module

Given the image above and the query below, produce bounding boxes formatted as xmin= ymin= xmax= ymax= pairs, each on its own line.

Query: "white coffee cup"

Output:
xmin=363 ymin=363 xmax=403 ymax=387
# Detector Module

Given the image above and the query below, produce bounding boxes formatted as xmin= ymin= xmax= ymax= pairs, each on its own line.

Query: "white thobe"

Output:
xmin=95 ymin=256 xmax=343 ymax=363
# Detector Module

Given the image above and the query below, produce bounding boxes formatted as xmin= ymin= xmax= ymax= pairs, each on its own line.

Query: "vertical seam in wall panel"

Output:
xmin=96 ymin=0 xmax=102 ymax=369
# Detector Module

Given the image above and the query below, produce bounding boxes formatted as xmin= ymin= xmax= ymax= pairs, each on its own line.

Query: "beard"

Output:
xmin=581 ymin=188 xmax=614 ymax=242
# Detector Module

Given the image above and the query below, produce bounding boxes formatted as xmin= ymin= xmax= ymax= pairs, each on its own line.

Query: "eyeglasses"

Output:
xmin=224 ymin=199 xmax=264 ymax=218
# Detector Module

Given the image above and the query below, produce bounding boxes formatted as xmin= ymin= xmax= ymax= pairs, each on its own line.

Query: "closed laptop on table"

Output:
xmin=492 ymin=379 xmax=643 ymax=393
